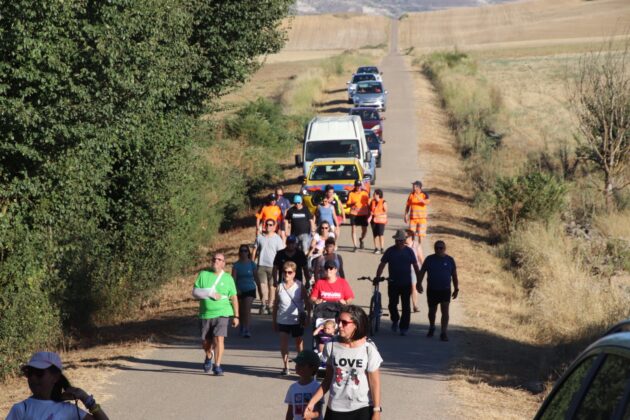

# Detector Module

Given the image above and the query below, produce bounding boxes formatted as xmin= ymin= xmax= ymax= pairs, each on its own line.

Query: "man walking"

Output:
xmin=273 ymin=235 xmax=309 ymax=285
xmin=192 ymin=253 xmax=239 ymax=376
xmin=375 ymin=229 xmax=422 ymax=336
xmin=417 ymin=240 xmax=459 ymax=341
xmin=285 ymin=195 xmax=315 ymax=253
xmin=253 ymin=219 xmax=285 ymax=314
xmin=347 ymin=180 xmax=370 ymax=252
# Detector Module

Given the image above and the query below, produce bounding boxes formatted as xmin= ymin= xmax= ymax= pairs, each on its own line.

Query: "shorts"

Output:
xmin=238 ymin=289 xmax=256 ymax=300
xmin=277 ymin=323 xmax=304 ymax=338
xmin=409 ymin=218 xmax=427 ymax=238
xmin=200 ymin=317 xmax=230 ymax=340
xmin=257 ymin=266 xmax=274 ymax=285
xmin=371 ymin=222 xmax=385 ymax=236
xmin=324 ymin=406 xmax=371 ymax=420
xmin=427 ymin=289 xmax=451 ymax=307
xmin=350 ymin=215 xmax=368 ymax=226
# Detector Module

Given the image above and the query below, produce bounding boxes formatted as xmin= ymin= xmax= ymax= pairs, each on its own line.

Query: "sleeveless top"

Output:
xmin=317 ymin=205 xmax=336 ymax=227
xmin=370 ymin=198 xmax=387 ymax=224
xmin=233 ymin=260 xmax=257 ymax=293
xmin=277 ymin=281 xmax=304 ymax=325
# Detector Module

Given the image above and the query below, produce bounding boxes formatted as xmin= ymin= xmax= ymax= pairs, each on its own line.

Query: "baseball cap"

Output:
xmin=293 ymin=350 xmax=321 ymax=369
xmin=286 ymin=235 xmax=297 ymax=243
xmin=324 ymin=259 xmax=338 ymax=269
xmin=354 ymin=180 xmax=362 ymax=187
xmin=26 ymin=351 xmax=63 ymax=371
xmin=412 ymin=180 xmax=422 ymax=187
xmin=268 ymin=193 xmax=277 ymax=201
xmin=293 ymin=195 xmax=303 ymax=204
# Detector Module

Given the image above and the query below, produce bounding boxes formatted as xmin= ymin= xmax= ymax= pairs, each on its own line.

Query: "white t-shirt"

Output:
xmin=284 ymin=379 xmax=322 ymax=420
xmin=276 ymin=282 xmax=304 ymax=325
xmin=7 ymin=397 xmax=88 ymax=420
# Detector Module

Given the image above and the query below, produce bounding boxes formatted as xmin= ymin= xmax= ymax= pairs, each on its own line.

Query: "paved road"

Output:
xmin=104 ymin=19 xmax=461 ymax=420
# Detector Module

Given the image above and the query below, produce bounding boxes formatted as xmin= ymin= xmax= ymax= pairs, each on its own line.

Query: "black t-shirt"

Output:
xmin=273 ymin=249 xmax=308 ymax=281
xmin=285 ymin=206 xmax=313 ymax=236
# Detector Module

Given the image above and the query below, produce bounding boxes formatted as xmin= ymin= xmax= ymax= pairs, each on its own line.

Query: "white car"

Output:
xmin=356 ymin=66 xmax=383 ymax=82
xmin=346 ymin=73 xmax=377 ymax=103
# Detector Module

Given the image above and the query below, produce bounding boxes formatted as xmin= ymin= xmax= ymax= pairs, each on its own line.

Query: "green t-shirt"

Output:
xmin=194 ymin=270 xmax=237 ymax=319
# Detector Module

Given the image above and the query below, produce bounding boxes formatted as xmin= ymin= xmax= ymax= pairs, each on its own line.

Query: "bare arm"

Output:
xmin=272 ymin=289 xmax=280 ymax=331
xmin=338 ymin=255 xmax=345 ymax=278
xmin=367 ymin=369 xmax=382 ymax=420
xmin=230 ymin=295 xmax=239 ymax=328
xmin=305 ymin=363 xmax=333 ymax=414
xmin=416 ymin=265 xmax=427 ymax=294
xmin=375 ymin=261 xmax=386 ymax=278
xmin=285 ymin=405 xmax=293 ymax=420
xmin=452 ymin=266 xmax=459 ymax=299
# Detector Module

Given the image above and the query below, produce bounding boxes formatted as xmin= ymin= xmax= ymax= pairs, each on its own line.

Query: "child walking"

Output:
xmin=284 ymin=350 xmax=323 ymax=420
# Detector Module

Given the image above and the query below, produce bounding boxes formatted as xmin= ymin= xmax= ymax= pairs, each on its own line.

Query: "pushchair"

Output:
xmin=311 ymin=301 xmax=343 ymax=377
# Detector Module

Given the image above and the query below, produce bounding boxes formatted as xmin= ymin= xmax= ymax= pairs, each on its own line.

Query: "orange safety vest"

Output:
xmin=370 ymin=199 xmax=387 ymax=224
xmin=406 ymin=192 xmax=429 ymax=220
xmin=348 ymin=190 xmax=370 ymax=216
xmin=257 ymin=205 xmax=283 ymax=225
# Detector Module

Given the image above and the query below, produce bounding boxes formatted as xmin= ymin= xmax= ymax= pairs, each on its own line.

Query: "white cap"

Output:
xmin=27 ymin=351 xmax=63 ymax=370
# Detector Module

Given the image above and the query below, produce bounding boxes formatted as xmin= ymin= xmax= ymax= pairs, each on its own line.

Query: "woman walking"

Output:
xmin=7 ymin=351 xmax=109 ymax=419
xmin=232 ymin=244 xmax=262 ymax=338
xmin=310 ymin=259 xmax=353 ymax=305
xmin=367 ymin=189 xmax=388 ymax=254
xmin=404 ymin=180 xmax=430 ymax=243
xmin=316 ymin=198 xmax=339 ymax=235
xmin=304 ymin=305 xmax=382 ymax=419
xmin=272 ymin=261 xmax=310 ymax=375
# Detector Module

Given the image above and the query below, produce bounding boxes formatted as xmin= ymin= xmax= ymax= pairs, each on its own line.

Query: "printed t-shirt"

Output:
xmin=276 ymin=196 xmax=291 ymax=215
xmin=7 ymin=398 xmax=88 ymax=420
xmin=285 ymin=206 xmax=313 ymax=236
xmin=274 ymin=249 xmax=308 ymax=281
xmin=284 ymin=379 xmax=322 ymax=420
xmin=406 ymin=192 xmax=430 ymax=220
xmin=421 ymin=254 xmax=457 ymax=290
xmin=257 ymin=204 xmax=283 ymax=225
xmin=323 ymin=340 xmax=383 ymax=412
xmin=255 ymin=233 xmax=284 ymax=268
xmin=310 ymin=278 xmax=354 ymax=302
xmin=347 ymin=190 xmax=370 ymax=216
xmin=381 ymin=245 xmax=417 ymax=286
xmin=194 ymin=270 xmax=237 ymax=319
xmin=233 ymin=260 xmax=257 ymax=293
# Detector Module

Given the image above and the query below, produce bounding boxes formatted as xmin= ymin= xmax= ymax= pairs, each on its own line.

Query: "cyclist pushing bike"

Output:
xmin=374 ymin=229 xmax=422 ymax=336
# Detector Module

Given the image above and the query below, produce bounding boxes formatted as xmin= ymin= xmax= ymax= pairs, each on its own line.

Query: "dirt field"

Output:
xmin=399 ymin=0 xmax=630 ymax=53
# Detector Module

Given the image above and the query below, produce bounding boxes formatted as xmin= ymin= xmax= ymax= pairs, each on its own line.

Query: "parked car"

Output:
xmin=352 ymin=81 xmax=387 ymax=111
xmin=534 ymin=318 xmax=630 ymax=420
xmin=356 ymin=66 xmax=382 ymax=81
xmin=364 ymin=129 xmax=383 ymax=168
xmin=301 ymin=158 xmax=372 ymax=215
xmin=349 ymin=107 xmax=384 ymax=139
xmin=346 ymin=73 xmax=378 ymax=103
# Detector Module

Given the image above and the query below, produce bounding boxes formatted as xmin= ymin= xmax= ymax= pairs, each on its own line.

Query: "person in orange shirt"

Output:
xmin=347 ymin=180 xmax=370 ymax=252
xmin=367 ymin=188 xmax=388 ymax=254
xmin=404 ymin=180 xmax=430 ymax=242
xmin=256 ymin=193 xmax=284 ymax=239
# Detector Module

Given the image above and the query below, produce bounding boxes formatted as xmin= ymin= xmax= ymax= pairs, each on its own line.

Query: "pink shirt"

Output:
xmin=310 ymin=277 xmax=354 ymax=302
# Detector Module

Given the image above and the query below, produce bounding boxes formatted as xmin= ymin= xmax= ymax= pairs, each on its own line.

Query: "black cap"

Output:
xmin=354 ymin=180 xmax=362 ymax=187
xmin=324 ymin=259 xmax=338 ymax=269
xmin=268 ymin=193 xmax=277 ymax=201
xmin=286 ymin=235 xmax=297 ymax=243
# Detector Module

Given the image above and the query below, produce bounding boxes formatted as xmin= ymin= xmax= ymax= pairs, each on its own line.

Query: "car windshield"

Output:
xmin=364 ymin=132 xmax=380 ymax=150
xmin=305 ymin=140 xmax=361 ymax=161
xmin=351 ymin=109 xmax=380 ymax=120
xmin=356 ymin=82 xmax=383 ymax=94
xmin=309 ymin=164 xmax=359 ymax=181
xmin=351 ymin=74 xmax=376 ymax=84
xmin=357 ymin=66 xmax=378 ymax=74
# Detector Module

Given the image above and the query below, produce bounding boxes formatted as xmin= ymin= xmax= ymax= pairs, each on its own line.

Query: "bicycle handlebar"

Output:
xmin=357 ymin=276 xmax=390 ymax=284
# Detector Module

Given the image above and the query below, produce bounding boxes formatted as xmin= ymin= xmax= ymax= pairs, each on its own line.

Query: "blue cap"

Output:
xmin=293 ymin=195 xmax=303 ymax=204
xmin=287 ymin=235 xmax=298 ymax=243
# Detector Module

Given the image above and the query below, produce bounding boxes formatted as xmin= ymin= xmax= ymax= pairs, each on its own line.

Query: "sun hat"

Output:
xmin=293 ymin=195 xmax=303 ymax=204
xmin=324 ymin=259 xmax=338 ymax=269
xmin=26 ymin=352 xmax=63 ymax=371
xmin=392 ymin=229 xmax=407 ymax=241
xmin=293 ymin=350 xmax=321 ymax=369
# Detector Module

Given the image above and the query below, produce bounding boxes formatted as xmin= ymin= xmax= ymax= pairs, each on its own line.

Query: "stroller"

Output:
xmin=311 ymin=301 xmax=343 ymax=377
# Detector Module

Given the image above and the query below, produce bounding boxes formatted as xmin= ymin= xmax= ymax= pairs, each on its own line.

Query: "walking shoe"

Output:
xmin=243 ymin=330 xmax=251 ymax=338
xmin=359 ymin=238 xmax=365 ymax=249
xmin=413 ymin=305 xmax=420 ymax=313
xmin=265 ymin=305 xmax=272 ymax=315
xmin=373 ymin=248 xmax=379 ymax=254
xmin=353 ymin=247 xmax=358 ymax=253
xmin=380 ymin=248 xmax=384 ymax=254
xmin=440 ymin=332 xmax=449 ymax=342
xmin=427 ymin=326 xmax=435 ymax=338
xmin=400 ymin=329 xmax=408 ymax=336
xmin=203 ymin=357 xmax=213 ymax=373
xmin=280 ymin=368 xmax=290 ymax=376
xmin=212 ymin=364 xmax=224 ymax=376
xmin=258 ymin=305 xmax=265 ymax=315
xmin=391 ymin=321 xmax=398 ymax=333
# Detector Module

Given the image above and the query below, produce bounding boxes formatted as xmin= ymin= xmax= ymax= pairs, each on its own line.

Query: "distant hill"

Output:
xmin=294 ymin=0 xmax=519 ymax=17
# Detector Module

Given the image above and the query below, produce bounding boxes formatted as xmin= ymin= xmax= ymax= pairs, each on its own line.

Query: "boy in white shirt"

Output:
xmin=284 ymin=350 xmax=323 ymax=420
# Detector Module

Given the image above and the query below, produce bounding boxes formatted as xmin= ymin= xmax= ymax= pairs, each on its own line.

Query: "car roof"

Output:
xmin=357 ymin=66 xmax=378 ymax=72
xmin=351 ymin=107 xmax=380 ymax=112
xmin=311 ymin=158 xmax=362 ymax=166
xmin=307 ymin=116 xmax=361 ymax=141
xmin=603 ymin=318 xmax=630 ymax=336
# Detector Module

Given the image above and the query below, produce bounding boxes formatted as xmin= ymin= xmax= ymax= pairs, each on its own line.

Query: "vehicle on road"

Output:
xmin=534 ymin=318 xmax=630 ymax=420
xmin=346 ymin=73 xmax=378 ymax=103
xmin=356 ymin=66 xmax=383 ymax=81
xmin=364 ymin=129 xmax=383 ymax=168
xmin=358 ymin=276 xmax=391 ymax=336
xmin=350 ymin=107 xmax=384 ymax=139
xmin=296 ymin=115 xmax=375 ymax=181
xmin=352 ymin=81 xmax=388 ymax=111
xmin=301 ymin=158 xmax=372 ymax=215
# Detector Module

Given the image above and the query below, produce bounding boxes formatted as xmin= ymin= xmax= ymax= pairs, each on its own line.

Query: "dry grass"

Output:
xmin=594 ymin=210 xmax=630 ymax=240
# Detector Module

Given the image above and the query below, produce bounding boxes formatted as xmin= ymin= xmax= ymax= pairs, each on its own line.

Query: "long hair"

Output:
xmin=48 ymin=366 xmax=71 ymax=402
xmin=340 ymin=305 xmax=369 ymax=341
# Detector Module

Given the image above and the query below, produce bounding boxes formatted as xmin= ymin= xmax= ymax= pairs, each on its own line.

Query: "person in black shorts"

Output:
xmin=417 ymin=240 xmax=459 ymax=341
xmin=272 ymin=235 xmax=309 ymax=285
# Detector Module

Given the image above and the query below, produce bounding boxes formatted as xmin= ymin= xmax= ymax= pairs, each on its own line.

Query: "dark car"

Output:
xmin=534 ymin=319 xmax=630 ymax=420
xmin=364 ymin=129 xmax=383 ymax=168
xmin=356 ymin=66 xmax=382 ymax=81
xmin=350 ymin=107 xmax=384 ymax=139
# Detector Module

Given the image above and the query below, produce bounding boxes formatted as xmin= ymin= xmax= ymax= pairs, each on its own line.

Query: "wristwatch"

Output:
xmin=373 ymin=406 xmax=383 ymax=413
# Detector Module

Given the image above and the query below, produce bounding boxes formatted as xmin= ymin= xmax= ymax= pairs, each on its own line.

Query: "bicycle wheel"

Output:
xmin=369 ymin=296 xmax=377 ymax=336
xmin=373 ymin=292 xmax=381 ymax=334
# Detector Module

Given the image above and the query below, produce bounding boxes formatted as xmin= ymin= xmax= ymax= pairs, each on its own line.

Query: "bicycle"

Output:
xmin=358 ymin=276 xmax=391 ymax=336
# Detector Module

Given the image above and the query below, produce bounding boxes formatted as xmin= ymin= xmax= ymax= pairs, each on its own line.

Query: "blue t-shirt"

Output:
xmin=233 ymin=260 xmax=257 ymax=293
xmin=277 ymin=196 xmax=291 ymax=215
xmin=381 ymin=246 xmax=417 ymax=285
xmin=421 ymin=254 xmax=456 ymax=290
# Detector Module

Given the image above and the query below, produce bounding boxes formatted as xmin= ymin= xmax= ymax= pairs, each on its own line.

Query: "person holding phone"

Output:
xmin=7 ymin=351 xmax=109 ymax=419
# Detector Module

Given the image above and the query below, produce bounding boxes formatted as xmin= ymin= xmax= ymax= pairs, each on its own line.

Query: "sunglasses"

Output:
xmin=339 ymin=319 xmax=354 ymax=327
xmin=266 ymin=223 xmax=275 ymax=227
xmin=283 ymin=270 xmax=294 ymax=274
xmin=321 ymin=227 xmax=330 ymax=230
xmin=325 ymin=266 xmax=336 ymax=271
xmin=22 ymin=366 xmax=47 ymax=378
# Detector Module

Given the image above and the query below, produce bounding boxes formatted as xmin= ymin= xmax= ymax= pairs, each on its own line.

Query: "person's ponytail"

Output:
xmin=49 ymin=366 xmax=71 ymax=402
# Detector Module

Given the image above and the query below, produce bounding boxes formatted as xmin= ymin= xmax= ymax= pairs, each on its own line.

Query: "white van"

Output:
xmin=296 ymin=116 xmax=375 ymax=182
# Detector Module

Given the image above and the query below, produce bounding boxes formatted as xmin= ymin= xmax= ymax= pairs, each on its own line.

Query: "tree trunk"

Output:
xmin=604 ymin=172 xmax=614 ymax=212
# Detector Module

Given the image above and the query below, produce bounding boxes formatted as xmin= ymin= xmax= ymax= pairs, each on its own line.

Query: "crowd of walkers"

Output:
xmin=7 ymin=181 xmax=459 ymax=420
